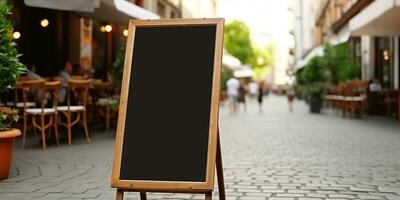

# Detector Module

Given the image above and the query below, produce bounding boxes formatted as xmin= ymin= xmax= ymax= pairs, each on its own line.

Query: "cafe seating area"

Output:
xmin=325 ymin=80 xmax=400 ymax=118
xmin=0 ymin=77 xmax=119 ymax=150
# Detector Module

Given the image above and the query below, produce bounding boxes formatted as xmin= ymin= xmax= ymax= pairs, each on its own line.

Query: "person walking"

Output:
xmin=237 ymin=80 xmax=247 ymax=113
xmin=226 ymin=77 xmax=240 ymax=113
xmin=287 ymin=84 xmax=295 ymax=112
xmin=257 ymin=81 xmax=264 ymax=113
xmin=248 ymin=80 xmax=258 ymax=99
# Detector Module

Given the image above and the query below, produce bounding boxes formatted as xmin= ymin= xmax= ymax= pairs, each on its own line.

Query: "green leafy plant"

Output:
xmin=0 ymin=107 xmax=19 ymax=131
xmin=224 ymin=20 xmax=254 ymax=64
xmin=112 ymin=47 xmax=125 ymax=89
xmin=0 ymin=1 xmax=26 ymax=92
xmin=296 ymin=56 xmax=328 ymax=101
xmin=323 ymin=42 xmax=360 ymax=84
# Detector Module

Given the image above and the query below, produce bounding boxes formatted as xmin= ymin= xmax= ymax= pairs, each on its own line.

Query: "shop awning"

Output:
xmin=24 ymin=0 xmax=159 ymax=24
xmin=294 ymin=46 xmax=324 ymax=71
xmin=222 ymin=52 xmax=242 ymax=71
xmin=330 ymin=24 xmax=350 ymax=45
xmin=349 ymin=0 xmax=400 ymax=36
xmin=233 ymin=65 xmax=254 ymax=78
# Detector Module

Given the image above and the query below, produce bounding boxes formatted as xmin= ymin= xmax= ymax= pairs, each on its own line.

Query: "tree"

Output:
xmin=0 ymin=1 xmax=25 ymax=92
xmin=224 ymin=20 xmax=254 ymax=64
xmin=250 ymin=45 xmax=276 ymax=80
xmin=224 ymin=20 xmax=276 ymax=81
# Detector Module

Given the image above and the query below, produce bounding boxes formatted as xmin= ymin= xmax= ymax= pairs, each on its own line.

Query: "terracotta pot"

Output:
xmin=0 ymin=129 xmax=21 ymax=180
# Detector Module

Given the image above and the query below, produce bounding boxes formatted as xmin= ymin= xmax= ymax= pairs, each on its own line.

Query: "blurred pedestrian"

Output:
xmin=257 ymin=81 xmax=264 ymax=113
xmin=226 ymin=77 xmax=240 ymax=113
xmin=287 ymin=84 xmax=295 ymax=112
xmin=237 ymin=80 xmax=247 ymax=113
xmin=248 ymin=80 xmax=258 ymax=99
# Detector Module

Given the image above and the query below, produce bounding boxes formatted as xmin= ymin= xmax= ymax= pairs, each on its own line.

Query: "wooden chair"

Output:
xmin=57 ymin=79 xmax=91 ymax=145
xmin=7 ymin=78 xmax=36 ymax=108
xmin=21 ymin=80 xmax=61 ymax=149
xmin=44 ymin=81 xmax=62 ymax=144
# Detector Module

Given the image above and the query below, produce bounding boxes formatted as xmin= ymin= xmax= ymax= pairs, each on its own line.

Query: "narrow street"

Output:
xmin=1 ymin=95 xmax=400 ymax=200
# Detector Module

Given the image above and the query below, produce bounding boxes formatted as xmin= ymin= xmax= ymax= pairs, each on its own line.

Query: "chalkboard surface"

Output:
xmin=119 ymin=25 xmax=217 ymax=182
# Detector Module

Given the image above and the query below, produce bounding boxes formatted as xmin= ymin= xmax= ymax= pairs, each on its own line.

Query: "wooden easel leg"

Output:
xmin=115 ymin=189 xmax=124 ymax=200
xmin=140 ymin=192 xmax=147 ymax=200
xmin=205 ymin=192 xmax=212 ymax=200
xmin=216 ymin=129 xmax=226 ymax=200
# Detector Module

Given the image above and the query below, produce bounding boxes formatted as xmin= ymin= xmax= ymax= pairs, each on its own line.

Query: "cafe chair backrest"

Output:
xmin=20 ymin=79 xmax=46 ymax=111
xmin=44 ymin=81 xmax=61 ymax=108
xmin=67 ymin=79 xmax=91 ymax=107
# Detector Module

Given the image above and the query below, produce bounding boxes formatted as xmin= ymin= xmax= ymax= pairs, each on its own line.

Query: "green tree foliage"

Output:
xmin=323 ymin=42 xmax=359 ymax=84
xmin=224 ymin=20 xmax=254 ymax=64
xmin=224 ymin=20 xmax=276 ymax=80
xmin=0 ymin=1 xmax=25 ymax=92
xmin=250 ymin=45 xmax=275 ymax=80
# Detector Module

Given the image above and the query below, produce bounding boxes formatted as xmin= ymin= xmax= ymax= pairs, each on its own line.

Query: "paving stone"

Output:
xmin=299 ymin=198 xmax=323 ymax=200
xmin=379 ymin=186 xmax=400 ymax=194
xmin=276 ymin=193 xmax=305 ymax=197
xmin=328 ymin=193 xmax=356 ymax=198
xmin=350 ymin=187 xmax=376 ymax=192
xmin=357 ymin=194 xmax=384 ymax=199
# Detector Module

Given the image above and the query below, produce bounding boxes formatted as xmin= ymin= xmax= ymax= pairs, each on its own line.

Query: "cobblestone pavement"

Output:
xmin=1 ymin=95 xmax=400 ymax=200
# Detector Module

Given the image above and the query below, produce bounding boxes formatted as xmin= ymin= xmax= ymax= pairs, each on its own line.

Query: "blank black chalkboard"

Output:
xmin=120 ymin=26 xmax=215 ymax=182
xmin=111 ymin=19 xmax=224 ymax=192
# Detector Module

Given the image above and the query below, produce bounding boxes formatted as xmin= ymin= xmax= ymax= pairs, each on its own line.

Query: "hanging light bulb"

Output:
xmin=105 ymin=24 xmax=112 ymax=32
xmin=12 ymin=31 xmax=21 ymax=39
xmin=40 ymin=19 xmax=49 ymax=27
xmin=383 ymin=50 xmax=389 ymax=61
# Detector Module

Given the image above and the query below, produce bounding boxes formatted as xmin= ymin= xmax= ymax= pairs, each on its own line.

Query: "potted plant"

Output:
xmin=296 ymin=56 xmax=328 ymax=113
xmin=0 ymin=1 xmax=26 ymax=180
xmin=307 ymin=83 xmax=326 ymax=113
xmin=0 ymin=107 xmax=20 ymax=180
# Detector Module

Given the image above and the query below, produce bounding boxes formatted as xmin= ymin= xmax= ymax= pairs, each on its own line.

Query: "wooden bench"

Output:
xmin=324 ymin=80 xmax=369 ymax=117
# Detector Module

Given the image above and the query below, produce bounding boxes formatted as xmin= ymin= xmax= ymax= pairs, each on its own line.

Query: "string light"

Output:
xmin=383 ymin=50 xmax=389 ymax=61
xmin=40 ymin=19 xmax=49 ymax=27
xmin=12 ymin=31 xmax=21 ymax=39
xmin=105 ymin=24 xmax=112 ymax=32
xmin=123 ymin=29 xmax=128 ymax=37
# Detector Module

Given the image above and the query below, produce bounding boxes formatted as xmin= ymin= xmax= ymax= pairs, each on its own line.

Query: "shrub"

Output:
xmin=0 ymin=1 xmax=25 ymax=92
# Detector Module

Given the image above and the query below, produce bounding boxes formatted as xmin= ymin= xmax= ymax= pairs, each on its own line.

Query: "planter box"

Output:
xmin=0 ymin=129 xmax=21 ymax=180
xmin=310 ymin=98 xmax=322 ymax=113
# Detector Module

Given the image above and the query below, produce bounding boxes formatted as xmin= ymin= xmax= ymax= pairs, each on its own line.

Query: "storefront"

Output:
xmin=349 ymin=0 xmax=400 ymax=89
xmin=8 ymin=0 xmax=158 ymax=79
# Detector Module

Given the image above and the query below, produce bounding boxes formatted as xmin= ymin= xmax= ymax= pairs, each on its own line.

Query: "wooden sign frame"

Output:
xmin=111 ymin=18 xmax=224 ymax=195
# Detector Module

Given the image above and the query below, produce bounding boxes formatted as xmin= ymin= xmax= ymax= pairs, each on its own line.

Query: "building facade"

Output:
xmin=294 ymin=0 xmax=400 ymax=90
